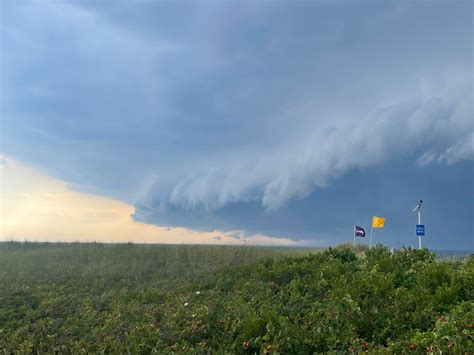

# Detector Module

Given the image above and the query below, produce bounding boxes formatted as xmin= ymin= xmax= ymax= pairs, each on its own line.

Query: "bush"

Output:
xmin=0 ymin=243 xmax=472 ymax=353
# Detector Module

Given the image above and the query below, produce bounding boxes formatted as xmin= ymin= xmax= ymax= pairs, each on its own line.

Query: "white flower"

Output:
xmin=192 ymin=313 xmax=196 ymax=318
xmin=195 ymin=291 xmax=201 ymax=295
xmin=184 ymin=302 xmax=189 ymax=306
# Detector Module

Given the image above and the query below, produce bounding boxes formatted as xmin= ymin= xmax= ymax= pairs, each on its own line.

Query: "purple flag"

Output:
xmin=355 ymin=225 xmax=366 ymax=237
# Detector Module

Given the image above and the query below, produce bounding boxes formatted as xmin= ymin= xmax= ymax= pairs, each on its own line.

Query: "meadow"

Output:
xmin=0 ymin=242 xmax=472 ymax=353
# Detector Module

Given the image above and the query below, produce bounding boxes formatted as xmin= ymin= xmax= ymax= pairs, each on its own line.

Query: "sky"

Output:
xmin=0 ymin=0 xmax=473 ymax=249
xmin=0 ymin=155 xmax=298 ymax=245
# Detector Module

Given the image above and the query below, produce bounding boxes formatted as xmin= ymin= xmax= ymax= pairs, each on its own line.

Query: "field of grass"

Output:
xmin=0 ymin=242 xmax=472 ymax=353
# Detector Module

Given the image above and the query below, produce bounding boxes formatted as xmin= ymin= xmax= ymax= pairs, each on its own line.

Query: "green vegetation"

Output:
xmin=0 ymin=242 xmax=472 ymax=353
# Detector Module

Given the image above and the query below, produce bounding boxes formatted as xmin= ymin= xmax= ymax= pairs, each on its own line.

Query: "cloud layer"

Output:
xmin=163 ymin=73 xmax=472 ymax=212
xmin=0 ymin=155 xmax=302 ymax=246
xmin=1 ymin=1 xmax=472 ymax=248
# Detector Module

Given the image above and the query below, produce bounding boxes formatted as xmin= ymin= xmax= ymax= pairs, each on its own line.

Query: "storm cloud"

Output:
xmin=1 ymin=1 xmax=472 ymax=248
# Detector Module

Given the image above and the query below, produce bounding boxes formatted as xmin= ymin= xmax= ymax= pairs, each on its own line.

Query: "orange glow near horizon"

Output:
xmin=0 ymin=155 xmax=303 ymax=246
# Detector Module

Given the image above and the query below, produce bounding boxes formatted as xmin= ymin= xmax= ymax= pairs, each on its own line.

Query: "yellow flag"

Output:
xmin=372 ymin=216 xmax=385 ymax=228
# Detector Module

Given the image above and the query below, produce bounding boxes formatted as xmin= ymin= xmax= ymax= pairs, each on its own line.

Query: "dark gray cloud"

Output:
xmin=1 ymin=1 xmax=472 ymax=248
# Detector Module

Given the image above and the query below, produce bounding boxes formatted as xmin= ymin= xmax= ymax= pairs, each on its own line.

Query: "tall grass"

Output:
xmin=0 ymin=242 xmax=318 ymax=286
xmin=0 ymin=242 xmax=472 ymax=353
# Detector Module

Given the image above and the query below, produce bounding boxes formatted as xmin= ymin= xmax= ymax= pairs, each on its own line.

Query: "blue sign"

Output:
xmin=416 ymin=224 xmax=425 ymax=236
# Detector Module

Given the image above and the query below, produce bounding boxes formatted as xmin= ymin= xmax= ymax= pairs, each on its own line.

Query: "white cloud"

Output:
xmin=0 ymin=158 xmax=8 ymax=169
xmin=417 ymin=132 xmax=474 ymax=166
xmin=165 ymin=73 xmax=472 ymax=211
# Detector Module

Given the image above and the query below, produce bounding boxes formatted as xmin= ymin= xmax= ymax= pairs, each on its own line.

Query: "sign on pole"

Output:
xmin=416 ymin=224 xmax=425 ymax=237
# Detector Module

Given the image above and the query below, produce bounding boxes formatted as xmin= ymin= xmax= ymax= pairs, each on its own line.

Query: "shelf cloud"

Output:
xmin=1 ymin=1 xmax=472 ymax=248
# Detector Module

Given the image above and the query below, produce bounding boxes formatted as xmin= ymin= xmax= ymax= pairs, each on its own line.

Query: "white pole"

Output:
xmin=369 ymin=226 xmax=373 ymax=249
xmin=353 ymin=225 xmax=356 ymax=249
xmin=418 ymin=210 xmax=422 ymax=249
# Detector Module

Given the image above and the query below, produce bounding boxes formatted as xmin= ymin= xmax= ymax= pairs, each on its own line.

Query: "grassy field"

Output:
xmin=0 ymin=242 xmax=472 ymax=353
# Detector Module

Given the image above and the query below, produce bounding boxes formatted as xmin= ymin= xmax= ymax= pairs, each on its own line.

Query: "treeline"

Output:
xmin=0 ymin=244 xmax=472 ymax=353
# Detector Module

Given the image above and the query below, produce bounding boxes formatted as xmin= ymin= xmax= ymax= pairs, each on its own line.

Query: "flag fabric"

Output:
xmin=372 ymin=216 xmax=385 ymax=228
xmin=354 ymin=225 xmax=366 ymax=237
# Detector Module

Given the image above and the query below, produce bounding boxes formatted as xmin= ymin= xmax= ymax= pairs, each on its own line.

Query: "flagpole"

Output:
xmin=353 ymin=225 xmax=356 ymax=249
xmin=369 ymin=226 xmax=373 ymax=249
xmin=418 ymin=209 xmax=422 ymax=249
